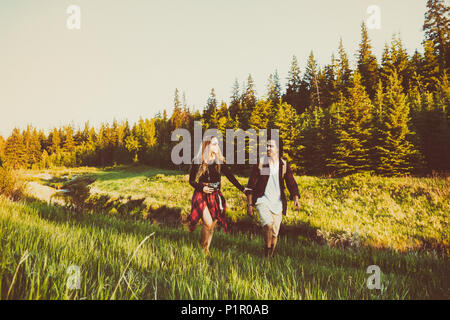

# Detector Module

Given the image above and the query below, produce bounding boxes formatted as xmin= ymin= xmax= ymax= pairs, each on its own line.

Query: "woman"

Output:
xmin=188 ymin=135 xmax=246 ymax=255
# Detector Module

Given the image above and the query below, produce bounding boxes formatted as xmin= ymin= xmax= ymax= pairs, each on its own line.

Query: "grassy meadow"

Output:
xmin=0 ymin=165 xmax=449 ymax=299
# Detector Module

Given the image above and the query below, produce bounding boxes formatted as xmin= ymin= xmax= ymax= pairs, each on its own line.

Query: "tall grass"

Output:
xmin=0 ymin=196 xmax=448 ymax=300
xmin=73 ymin=166 xmax=450 ymax=252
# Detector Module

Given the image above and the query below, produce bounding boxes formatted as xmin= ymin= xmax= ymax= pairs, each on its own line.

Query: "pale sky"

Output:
xmin=0 ymin=0 xmax=428 ymax=137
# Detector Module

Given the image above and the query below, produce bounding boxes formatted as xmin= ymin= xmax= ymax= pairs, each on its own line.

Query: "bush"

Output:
xmin=0 ymin=166 xmax=24 ymax=200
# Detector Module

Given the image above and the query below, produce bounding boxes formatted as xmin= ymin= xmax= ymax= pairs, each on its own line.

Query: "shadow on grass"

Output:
xmin=20 ymin=195 xmax=449 ymax=280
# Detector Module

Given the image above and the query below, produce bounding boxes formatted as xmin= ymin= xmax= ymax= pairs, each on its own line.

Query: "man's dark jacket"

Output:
xmin=246 ymin=157 xmax=300 ymax=215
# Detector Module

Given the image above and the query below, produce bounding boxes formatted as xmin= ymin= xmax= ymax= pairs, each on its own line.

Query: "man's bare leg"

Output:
xmin=270 ymin=235 xmax=278 ymax=258
xmin=264 ymin=223 xmax=274 ymax=258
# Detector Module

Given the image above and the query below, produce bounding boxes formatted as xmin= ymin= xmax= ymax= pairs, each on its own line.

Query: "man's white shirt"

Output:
xmin=255 ymin=159 xmax=283 ymax=214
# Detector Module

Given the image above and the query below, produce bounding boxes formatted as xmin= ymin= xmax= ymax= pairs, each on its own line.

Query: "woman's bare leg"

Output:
xmin=201 ymin=206 xmax=217 ymax=255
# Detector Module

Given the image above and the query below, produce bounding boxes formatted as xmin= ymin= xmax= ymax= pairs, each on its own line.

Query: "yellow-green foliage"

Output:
xmin=88 ymin=167 xmax=449 ymax=252
xmin=0 ymin=197 xmax=448 ymax=300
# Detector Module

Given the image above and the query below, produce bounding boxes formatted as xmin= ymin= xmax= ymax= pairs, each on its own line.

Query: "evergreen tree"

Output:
xmin=49 ymin=128 xmax=61 ymax=154
xmin=63 ymin=125 xmax=75 ymax=152
xmin=422 ymin=39 xmax=441 ymax=91
xmin=283 ymin=55 xmax=304 ymax=114
xmin=303 ymin=51 xmax=321 ymax=107
xmin=381 ymin=35 xmax=412 ymax=90
xmin=274 ymin=102 xmax=302 ymax=172
xmin=328 ymin=71 xmax=373 ymax=176
xmin=335 ymin=38 xmax=352 ymax=96
xmin=3 ymin=128 xmax=27 ymax=168
xmin=170 ymin=88 xmax=184 ymax=129
xmin=249 ymin=99 xmax=272 ymax=130
xmin=357 ymin=22 xmax=379 ymax=98
xmin=423 ymin=0 xmax=449 ymax=72
xmin=267 ymin=71 xmax=281 ymax=107
xmin=229 ymin=79 xmax=241 ymax=120
xmin=239 ymin=74 xmax=257 ymax=129
xmin=374 ymin=71 xmax=419 ymax=176
xmin=29 ymin=128 xmax=42 ymax=165
xmin=203 ymin=88 xmax=217 ymax=128
xmin=298 ymin=106 xmax=327 ymax=175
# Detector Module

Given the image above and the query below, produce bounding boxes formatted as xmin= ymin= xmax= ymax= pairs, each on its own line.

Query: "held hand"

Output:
xmin=203 ymin=186 xmax=214 ymax=194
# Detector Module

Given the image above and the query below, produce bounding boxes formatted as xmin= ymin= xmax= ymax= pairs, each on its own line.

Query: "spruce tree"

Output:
xmin=171 ymin=88 xmax=184 ymax=129
xmin=49 ymin=128 xmax=61 ymax=154
xmin=4 ymin=128 xmax=27 ymax=168
xmin=357 ymin=22 xmax=379 ymax=98
xmin=63 ymin=125 xmax=75 ymax=152
xmin=29 ymin=128 xmax=42 ymax=165
xmin=328 ymin=71 xmax=373 ymax=176
xmin=239 ymin=74 xmax=257 ymax=129
xmin=303 ymin=51 xmax=321 ymax=108
xmin=422 ymin=39 xmax=441 ymax=91
xmin=335 ymin=38 xmax=352 ymax=96
xmin=423 ymin=0 xmax=449 ymax=72
xmin=274 ymin=101 xmax=302 ymax=172
xmin=229 ymin=79 xmax=241 ymax=120
xmin=375 ymin=71 xmax=419 ymax=176
xmin=283 ymin=55 xmax=304 ymax=114
xmin=267 ymin=71 xmax=281 ymax=108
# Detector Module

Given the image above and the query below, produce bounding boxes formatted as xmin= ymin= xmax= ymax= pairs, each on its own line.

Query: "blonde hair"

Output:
xmin=193 ymin=135 xmax=225 ymax=181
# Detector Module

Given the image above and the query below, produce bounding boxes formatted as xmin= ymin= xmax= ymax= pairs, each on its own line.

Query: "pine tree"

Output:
xmin=239 ymin=74 xmax=257 ymax=129
xmin=381 ymin=35 xmax=412 ymax=90
xmin=298 ymin=106 xmax=327 ymax=175
xmin=29 ymin=128 xmax=42 ymax=165
xmin=357 ymin=22 xmax=379 ymax=98
xmin=229 ymin=79 xmax=241 ymax=120
xmin=422 ymin=39 xmax=441 ymax=91
xmin=328 ymin=71 xmax=373 ymax=176
xmin=303 ymin=51 xmax=321 ymax=108
xmin=335 ymin=38 xmax=352 ymax=96
xmin=171 ymin=88 xmax=184 ymax=129
xmin=249 ymin=99 xmax=272 ymax=130
xmin=63 ymin=125 xmax=75 ymax=152
xmin=203 ymin=88 xmax=218 ymax=127
xmin=375 ymin=71 xmax=419 ymax=176
xmin=423 ymin=0 xmax=449 ymax=72
xmin=274 ymin=102 xmax=302 ymax=172
xmin=283 ymin=55 xmax=304 ymax=114
xmin=3 ymin=128 xmax=27 ymax=168
xmin=323 ymin=54 xmax=338 ymax=106
xmin=267 ymin=71 xmax=281 ymax=107
xmin=49 ymin=128 xmax=61 ymax=154
xmin=370 ymin=81 xmax=386 ymax=170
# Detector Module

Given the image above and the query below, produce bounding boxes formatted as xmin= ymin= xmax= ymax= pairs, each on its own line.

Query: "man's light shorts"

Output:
xmin=255 ymin=202 xmax=282 ymax=237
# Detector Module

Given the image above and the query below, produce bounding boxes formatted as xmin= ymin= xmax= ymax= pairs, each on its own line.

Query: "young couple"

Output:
xmin=188 ymin=134 xmax=300 ymax=258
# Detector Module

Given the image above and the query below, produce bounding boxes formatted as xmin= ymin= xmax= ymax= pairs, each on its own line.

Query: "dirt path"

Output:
xmin=24 ymin=181 xmax=67 ymax=206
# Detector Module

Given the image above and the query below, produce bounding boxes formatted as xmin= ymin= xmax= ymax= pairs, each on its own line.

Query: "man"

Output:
xmin=245 ymin=137 xmax=300 ymax=258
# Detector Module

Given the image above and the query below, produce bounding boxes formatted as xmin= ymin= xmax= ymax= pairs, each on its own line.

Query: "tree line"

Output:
xmin=0 ymin=0 xmax=448 ymax=177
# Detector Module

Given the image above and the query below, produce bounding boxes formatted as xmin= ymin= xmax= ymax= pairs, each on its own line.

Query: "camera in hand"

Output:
xmin=206 ymin=182 xmax=220 ymax=191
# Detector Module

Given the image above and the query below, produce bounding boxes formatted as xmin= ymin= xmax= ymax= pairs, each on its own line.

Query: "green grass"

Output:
xmin=2 ymin=165 xmax=448 ymax=300
xmin=1 ymin=196 xmax=448 ymax=300
xmin=34 ymin=165 xmax=449 ymax=252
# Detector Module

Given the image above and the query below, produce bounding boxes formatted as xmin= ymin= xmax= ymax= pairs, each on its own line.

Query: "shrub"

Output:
xmin=0 ymin=166 xmax=24 ymax=200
